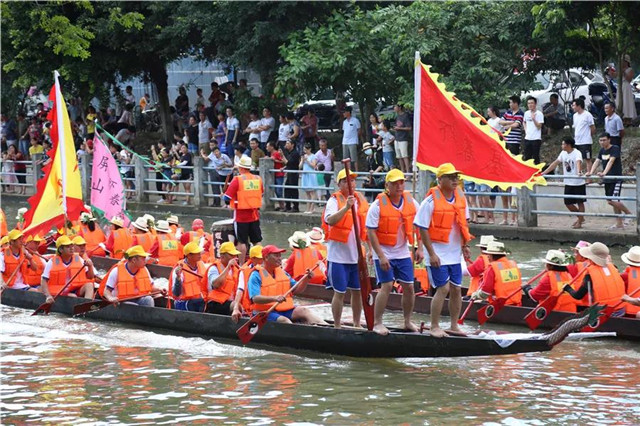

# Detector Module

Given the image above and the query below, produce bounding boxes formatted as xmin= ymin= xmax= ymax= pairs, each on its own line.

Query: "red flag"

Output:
xmin=413 ymin=59 xmax=545 ymax=189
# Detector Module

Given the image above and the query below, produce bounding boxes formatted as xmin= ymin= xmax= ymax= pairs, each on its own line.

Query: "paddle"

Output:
xmin=32 ymin=266 xmax=87 ymax=315
xmin=342 ymin=158 xmax=375 ymax=331
xmin=236 ymin=263 xmax=320 ymax=344
xmin=476 ymin=270 xmax=545 ymax=325
xmin=580 ymin=286 xmax=640 ymax=332
xmin=524 ymin=267 xmax=588 ymax=330
xmin=457 ymin=259 xmax=477 ymax=325
xmin=73 ymin=290 xmax=163 ymax=316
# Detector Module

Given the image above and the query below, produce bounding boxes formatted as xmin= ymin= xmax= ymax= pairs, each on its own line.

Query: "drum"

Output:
xmin=211 ymin=219 xmax=235 ymax=258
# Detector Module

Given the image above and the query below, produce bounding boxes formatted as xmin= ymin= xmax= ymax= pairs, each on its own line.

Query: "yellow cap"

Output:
xmin=0 ymin=236 xmax=9 ymax=246
xmin=72 ymin=236 xmax=86 ymax=245
xmin=125 ymin=245 xmax=150 ymax=258
xmin=249 ymin=245 xmax=263 ymax=259
xmin=385 ymin=169 xmax=405 ymax=183
xmin=436 ymin=162 xmax=460 ymax=178
xmin=337 ymin=168 xmax=357 ymax=182
xmin=183 ymin=241 xmax=203 ymax=256
xmin=32 ymin=234 xmax=45 ymax=242
xmin=219 ymin=241 xmax=241 ymax=256
xmin=55 ymin=235 xmax=73 ymax=248
xmin=8 ymin=229 xmax=24 ymax=241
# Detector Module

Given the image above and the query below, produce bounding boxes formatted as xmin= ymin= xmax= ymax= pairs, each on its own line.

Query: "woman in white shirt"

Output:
xmin=225 ymin=106 xmax=240 ymax=149
xmin=487 ymin=106 xmax=504 ymax=134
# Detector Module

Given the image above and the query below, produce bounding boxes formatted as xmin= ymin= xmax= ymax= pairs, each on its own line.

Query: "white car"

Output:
xmin=522 ymin=69 xmax=604 ymax=110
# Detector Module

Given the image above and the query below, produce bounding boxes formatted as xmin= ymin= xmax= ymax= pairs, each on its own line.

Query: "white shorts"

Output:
xmin=395 ymin=140 xmax=409 ymax=158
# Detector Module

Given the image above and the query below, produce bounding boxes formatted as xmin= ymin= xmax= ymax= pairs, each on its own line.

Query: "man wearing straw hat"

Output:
xmin=469 ymin=241 xmax=522 ymax=306
xmin=131 ymin=217 xmax=154 ymax=253
xmin=307 ymin=227 xmax=327 ymax=259
xmin=563 ymin=242 xmax=626 ymax=314
xmin=415 ymin=163 xmax=472 ymax=337
xmin=620 ymin=246 xmax=640 ymax=317
xmin=149 ymin=220 xmax=181 ymax=267
xmin=284 ymin=231 xmax=325 ymax=284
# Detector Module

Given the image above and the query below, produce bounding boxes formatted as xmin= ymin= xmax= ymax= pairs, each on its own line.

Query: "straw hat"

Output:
xmin=143 ymin=214 xmax=155 ymax=228
xmin=155 ymin=220 xmax=171 ymax=233
xmin=132 ymin=217 xmax=149 ymax=232
xmin=475 ymin=235 xmax=495 ymax=248
xmin=288 ymin=231 xmax=311 ymax=249
xmin=307 ymin=227 xmax=325 ymax=244
xmin=237 ymin=156 xmax=252 ymax=169
xmin=167 ymin=215 xmax=179 ymax=225
xmin=110 ymin=217 xmax=124 ymax=228
xmin=16 ymin=207 xmax=27 ymax=220
xmin=621 ymin=246 xmax=640 ymax=267
xmin=573 ymin=240 xmax=590 ymax=250
xmin=362 ymin=142 xmax=373 ymax=151
xmin=80 ymin=212 xmax=96 ymax=224
xmin=579 ymin=242 xmax=609 ymax=267
xmin=543 ymin=249 xmax=569 ymax=266
xmin=482 ymin=241 xmax=508 ymax=255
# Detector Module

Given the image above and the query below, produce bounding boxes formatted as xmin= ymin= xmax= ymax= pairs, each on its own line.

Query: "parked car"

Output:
xmin=294 ymin=90 xmax=355 ymax=131
xmin=522 ymin=69 xmax=604 ymax=111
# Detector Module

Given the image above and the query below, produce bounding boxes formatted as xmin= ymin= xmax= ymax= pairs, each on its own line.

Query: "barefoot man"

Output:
xmin=414 ymin=163 xmax=473 ymax=337
xmin=366 ymin=169 xmax=423 ymax=335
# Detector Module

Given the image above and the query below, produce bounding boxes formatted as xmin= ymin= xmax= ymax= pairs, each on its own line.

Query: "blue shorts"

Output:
xmin=429 ymin=264 xmax=462 ymax=288
xmin=374 ymin=257 xmax=414 ymax=285
xmin=326 ymin=262 xmax=360 ymax=293
xmin=266 ymin=308 xmax=294 ymax=322
xmin=174 ymin=298 xmax=205 ymax=312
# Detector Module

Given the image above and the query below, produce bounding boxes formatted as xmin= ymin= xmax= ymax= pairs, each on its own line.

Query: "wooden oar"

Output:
xmin=237 ymin=263 xmax=320 ymax=344
xmin=73 ymin=290 xmax=163 ymax=316
xmin=580 ymin=286 xmax=640 ymax=332
xmin=342 ymin=159 xmax=374 ymax=331
xmin=524 ymin=267 xmax=588 ymax=330
xmin=32 ymin=267 xmax=87 ymax=315
xmin=457 ymin=259 xmax=477 ymax=325
xmin=476 ymin=270 xmax=545 ymax=325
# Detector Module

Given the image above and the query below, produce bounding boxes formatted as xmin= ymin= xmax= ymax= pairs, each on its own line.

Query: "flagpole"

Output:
xmin=412 ymin=51 xmax=421 ymax=200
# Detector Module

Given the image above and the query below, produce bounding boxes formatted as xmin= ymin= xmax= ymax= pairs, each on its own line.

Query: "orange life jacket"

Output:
xmin=169 ymin=261 xmax=206 ymax=301
xmin=250 ymin=265 xmax=294 ymax=312
xmin=47 ymin=254 xmax=90 ymax=294
xmin=79 ymin=224 xmax=107 ymax=256
xmin=2 ymin=248 xmax=28 ymax=288
xmin=588 ymin=263 xmax=625 ymax=311
xmin=23 ymin=256 xmax=46 ymax=287
xmin=112 ymin=228 xmax=133 ymax=260
xmin=489 ymin=257 xmax=522 ymax=306
xmin=187 ymin=230 xmax=213 ymax=263
xmin=203 ymin=260 xmax=239 ymax=303
xmin=98 ymin=260 xmax=124 ymax=297
xmin=547 ymin=270 xmax=577 ymax=313
xmin=468 ymin=254 xmax=490 ymax=294
xmin=570 ymin=260 xmax=591 ymax=306
xmin=0 ymin=209 xmax=7 ymax=237
xmin=426 ymin=187 xmax=473 ymax=244
xmin=414 ymin=266 xmax=430 ymax=292
xmin=310 ymin=241 xmax=327 ymax=259
xmin=624 ymin=266 xmax=640 ymax=315
xmin=322 ymin=191 xmax=368 ymax=243
xmin=156 ymin=233 xmax=181 ymax=266
xmin=232 ymin=172 xmax=263 ymax=210
xmin=375 ymin=191 xmax=417 ymax=246
xmin=114 ymin=262 xmax=152 ymax=299
xmin=134 ymin=232 xmax=154 ymax=253
xmin=238 ymin=261 xmax=256 ymax=312
xmin=291 ymin=247 xmax=326 ymax=284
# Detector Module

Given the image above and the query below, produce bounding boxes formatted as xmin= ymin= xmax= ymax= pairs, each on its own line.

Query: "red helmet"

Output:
xmin=192 ymin=219 xmax=204 ymax=231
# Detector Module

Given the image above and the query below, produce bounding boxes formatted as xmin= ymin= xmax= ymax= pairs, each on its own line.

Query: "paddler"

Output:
xmin=223 ymin=155 xmax=264 ymax=264
xmin=469 ymin=241 xmax=522 ymax=306
xmin=149 ymin=220 xmax=181 ymax=267
xmin=284 ymin=231 xmax=326 ymax=284
xmin=248 ymin=244 xmax=327 ymax=324
xmin=203 ymin=241 xmax=240 ymax=315
xmin=167 ymin=215 xmax=184 ymax=239
xmin=105 ymin=217 xmax=133 ymax=260
xmin=23 ymin=235 xmax=47 ymax=289
xmin=620 ymin=246 xmax=640 ymax=317
xmin=232 ymin=245 xmax=263 ymax=322
xmin=322 ymin=168 xmax=368 ymax=329
xmin=563 ymin=242 xmax=626 ymax=315
xmin=131 ymin=217 xmax=154 ymax=252
xmin=367 ymin=169 xmax=423 ymax=335
xmin=41 ymin=236 xmax=95 ymax=303
xmin=415 ymin=163 xmax=472 ymax=337
xmin=0 ymin=229 xmax=36 ymax=291
xmin=306 ymin=227 xmax=327 ymax=259
xmin=567 ymin=240 xmax=590 ymax=277
xmin=522 ymin=249 xmax=577 ymax=312
xmin=463 ymin=235 xmax=495 ymax=298
xmin=103 ymin=245 xmax=166 ymax=306
xmin=180 ymin=219 xmax=213 ymax=263
xmin=77 ymin=212 xmax=107 ymax=256
xmin=170 ymin=242 xmax=207 ymax=312
xmin=0 ymin=207 xmax=8 ymax=237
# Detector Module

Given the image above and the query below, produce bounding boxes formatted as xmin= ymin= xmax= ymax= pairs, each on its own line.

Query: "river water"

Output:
xmin=1 ymin=201 xmax=639 ymax=424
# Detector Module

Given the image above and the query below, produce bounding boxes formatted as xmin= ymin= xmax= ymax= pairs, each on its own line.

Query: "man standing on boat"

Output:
xmin=367 ymin=169 xmax=423 ymax=335
xmin=322 ymin=168 xmax=368 ymax=329
xmin=414 ymin=163 xmax=472 ymax=338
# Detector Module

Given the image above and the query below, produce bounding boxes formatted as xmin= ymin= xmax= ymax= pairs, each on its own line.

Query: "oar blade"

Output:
xmin=73 ymin=300 xmax=111 ymax=316
xmin=476 ymin=298 xmax=506 ymax=325
xmin=31 ymin=303 xmax=52 ymax=316
xmin=524 ymin=296 xmax=558 ymax=330
xmin=236 ymin=312 xmax=268 ymax=344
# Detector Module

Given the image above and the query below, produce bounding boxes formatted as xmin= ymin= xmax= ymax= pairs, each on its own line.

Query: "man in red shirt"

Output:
xmin=224 ymin=156 xmax=264 ymax=263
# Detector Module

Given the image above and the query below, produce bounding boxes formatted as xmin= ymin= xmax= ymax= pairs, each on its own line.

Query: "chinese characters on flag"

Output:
xmin=91 ymin=134 xmax=129 ymax=225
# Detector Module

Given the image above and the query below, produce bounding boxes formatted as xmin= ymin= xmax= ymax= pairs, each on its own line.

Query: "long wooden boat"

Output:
xmin=0 ymin=288 xmax=586 ymax=358
xmin=90 ymin=256 xmax=640 ymax=341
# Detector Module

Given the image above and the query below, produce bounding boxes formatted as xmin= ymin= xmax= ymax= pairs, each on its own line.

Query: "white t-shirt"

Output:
xmin=378 ymin=130 xmax=395 ymax=153
xmin=0 ymin=251 xmax=28 ymax=289
xmin=324 ymin=196 xmax=359 ymax=264
xmin=573 ymin=111 xmax=594 ymax=146
xmin=226 ymin=117 xmax=240 ymax=131
xmin=365 ymin=197 xmax=420 ymax=261
xmin=278 ymin=123 xmax=290 ymax=142
xmin=557 ymin=149 xmax=584 ymax=186
xmin=42 ymin=256 xmax=91 ymax=280
xmin=413 ymin=193 xmax=470 ymax=265
xmin=487 ymin=117 xmax=504 ymax=133
xmin=342 ymin=117 xmax=361 ymax=145
xmin=247 ymin=120 xmax=262 ymax=142
xmin=523 ymin=110 xmax=544 ymax=140
xmin=105 ymin=264 xmax=153 ymax=296
xmin=198 ymin=120 xmax=213 ymax=143
xmin=260 ymin=117 xmax=276 ymax=143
